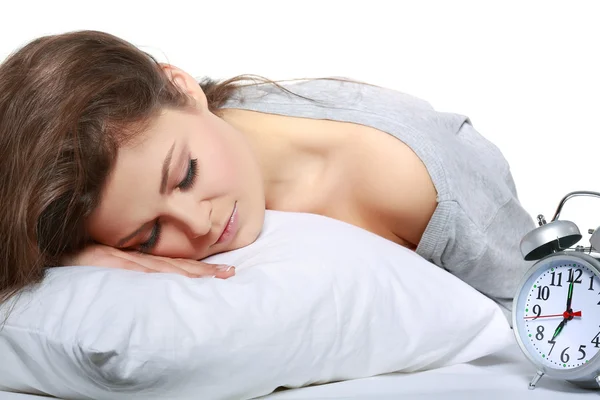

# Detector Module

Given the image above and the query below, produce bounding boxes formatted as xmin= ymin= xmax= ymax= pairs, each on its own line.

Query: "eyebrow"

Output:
xmin=160 ymin=141 xmax=177 ymax=194
xmin=115 ymin=140 xmax=176 ymax=248
xmin=116 ymin=224 xmax=148 ymax=248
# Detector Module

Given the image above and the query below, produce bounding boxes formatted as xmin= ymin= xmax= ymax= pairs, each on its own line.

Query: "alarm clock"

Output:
xmin=513 ymin=191 xmax=600 ymax=390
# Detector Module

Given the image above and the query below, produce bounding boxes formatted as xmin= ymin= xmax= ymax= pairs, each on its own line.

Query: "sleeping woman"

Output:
xmin=0 ymin=30 xmax=535 ymax=320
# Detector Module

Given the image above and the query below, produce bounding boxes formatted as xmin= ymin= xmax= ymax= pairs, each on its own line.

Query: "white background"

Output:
xmin=2 ymin=0 xmax=599 ymax=246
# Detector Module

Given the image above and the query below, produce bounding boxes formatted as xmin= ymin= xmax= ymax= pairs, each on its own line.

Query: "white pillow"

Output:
xmin=0 ymin=211 xmax=513 ymax=399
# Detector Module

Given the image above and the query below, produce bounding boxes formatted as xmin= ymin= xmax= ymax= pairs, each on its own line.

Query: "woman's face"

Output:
xmin=87 ymin=67 xmax=265 ymax=260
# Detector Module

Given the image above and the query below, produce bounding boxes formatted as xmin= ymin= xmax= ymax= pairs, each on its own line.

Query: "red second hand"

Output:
xmin=524 ymin=310 xmax=582 ymax=320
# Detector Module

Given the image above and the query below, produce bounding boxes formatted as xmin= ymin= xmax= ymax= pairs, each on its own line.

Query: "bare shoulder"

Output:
xmin=221 ymin=108 xmax=437 ymax=249
xmin=335 ymin=124 xmax=438 ymax=248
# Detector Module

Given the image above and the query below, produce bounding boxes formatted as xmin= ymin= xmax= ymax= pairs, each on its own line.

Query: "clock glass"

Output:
xmin=514 ymin=254 xmax=600 ymax=371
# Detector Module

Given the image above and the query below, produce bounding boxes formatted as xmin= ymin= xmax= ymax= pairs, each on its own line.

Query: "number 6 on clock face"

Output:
xmin=513 ymin=252 xmax=600 ymax=387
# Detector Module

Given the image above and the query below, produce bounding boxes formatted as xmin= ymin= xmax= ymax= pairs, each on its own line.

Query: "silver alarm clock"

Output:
xmin=513 ymin=191 xmax=600 ymax=390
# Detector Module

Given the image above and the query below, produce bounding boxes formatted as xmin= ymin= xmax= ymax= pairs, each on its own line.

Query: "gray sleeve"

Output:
xmin=460 ymin=195 xmax=537 ymax=323
xmin=430 ymin=121 xmax=537 ymax=324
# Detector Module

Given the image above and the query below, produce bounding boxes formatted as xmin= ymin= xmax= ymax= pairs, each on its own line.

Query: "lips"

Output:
xmin=215 ymin=202 xmax=238 ymax=246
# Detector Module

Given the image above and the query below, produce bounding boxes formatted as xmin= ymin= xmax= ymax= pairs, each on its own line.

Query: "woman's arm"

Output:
xmin=61 ymin=244 xmax=235 ymax=279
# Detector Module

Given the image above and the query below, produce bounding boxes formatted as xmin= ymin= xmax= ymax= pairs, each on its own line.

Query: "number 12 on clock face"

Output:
xmin=517 ymin=261 xmax=600 ymax=371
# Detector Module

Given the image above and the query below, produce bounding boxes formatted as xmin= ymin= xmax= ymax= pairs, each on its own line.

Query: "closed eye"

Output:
xmin=139 ymin=220 xmax=161 ymax=253
xmin=137 ymin=158 xmax=197 ymax=253
xmin=177 ymin=158 xmax=197 ymax=190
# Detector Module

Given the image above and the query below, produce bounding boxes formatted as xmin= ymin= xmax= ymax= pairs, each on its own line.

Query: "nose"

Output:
xmin=168 ymin=198 xmax=212 ymax=239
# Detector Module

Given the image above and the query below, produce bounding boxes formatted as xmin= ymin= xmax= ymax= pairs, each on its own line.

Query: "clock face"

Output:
xmin=514 ymin=254 xmax=600 ymax=371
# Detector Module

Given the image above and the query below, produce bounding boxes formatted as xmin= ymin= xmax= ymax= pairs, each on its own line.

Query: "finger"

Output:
xmin=117 ymin=251 xmax=184 ymax=274
xmin=108 ymin=257 xmax=156 ymax=274
xmin=146 ymin=254 xmax=235 ymax=279
xmin=143 ymin=258 xmax=199 ymax=278
xmin=123 ymin=251 xmax=235 ymax=279
xmin=172 ymin=259 xmax=236 ymax=279
xmin=122 ymin=252 xmax=197 ymax=277
xmin=213 ymin=264 xmax=236 ymax=279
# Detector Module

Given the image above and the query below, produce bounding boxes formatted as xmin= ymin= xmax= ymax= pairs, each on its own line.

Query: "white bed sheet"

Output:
xmin=258 ymin=338 xmax=598 ymax=400
xmin=1 ymin=338 xmax=598 ymax=400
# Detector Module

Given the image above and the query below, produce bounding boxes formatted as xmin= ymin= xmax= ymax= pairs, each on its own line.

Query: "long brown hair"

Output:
xmin=0 ymin=30 xmax=301 ymax=306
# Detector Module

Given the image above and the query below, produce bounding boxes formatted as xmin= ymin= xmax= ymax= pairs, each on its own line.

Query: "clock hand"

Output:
xmin=548 ymin=288 xmax=580 ymax=341
xmin=524 ymin=310 xmax=582 ymax=319
xmin=566 ymin=281 xmax=574 ymax=311
xmin=550 ymin=318 xmax=567 ymax=342
xmin=549 ymin=283 xmax=577 ymax=345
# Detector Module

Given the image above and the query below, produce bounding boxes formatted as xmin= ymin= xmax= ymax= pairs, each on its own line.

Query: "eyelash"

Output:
xmin=177 ymin=158 xmax=198 ymax=190
xmin=139 ymin=158 xmax=198 ymax=252
xmin=139 ymin=221 xmax=161 ymax=253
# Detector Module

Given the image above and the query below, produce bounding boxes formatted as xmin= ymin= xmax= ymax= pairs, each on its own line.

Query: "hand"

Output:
xmin=566 ymin=281 xmax=574 ymax=311
xmin=61 ymin=244 xmax=235 ymax=279
xmin=550 ymin=318 xmax=567 ymax=342
xmin=524 ymin=310 xmax=582 ymax=320
xmin=549 ymin=281 xmax=577 ymax=341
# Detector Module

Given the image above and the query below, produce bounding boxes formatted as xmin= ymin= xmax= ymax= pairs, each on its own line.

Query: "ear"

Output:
xmin=159 ymin=63 xmax=208 ymax=109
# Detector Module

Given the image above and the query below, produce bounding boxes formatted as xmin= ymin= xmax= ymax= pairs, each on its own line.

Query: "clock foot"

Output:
xmin=529 ymin=370 xmax=544 ymax=390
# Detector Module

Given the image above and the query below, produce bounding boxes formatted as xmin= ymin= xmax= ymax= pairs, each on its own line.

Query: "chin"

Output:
xmin=235 ymin=223 xmax=262 ymax=249
xmin=237 ymin=208 xmax=265 ymax=249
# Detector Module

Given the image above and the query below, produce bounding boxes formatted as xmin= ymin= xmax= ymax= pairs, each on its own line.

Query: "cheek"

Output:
xmin=85 ymin=215 xmax=113 ymax=245
xmin=201 ymin=148 xmax=240 ymax=195
xmin=199 ymin=115 xmax=263 ymax=201
xmin=203 ymin=135 xmax=251 ymax=192
xmin=154 ymin=225 xmax=210 ymax=259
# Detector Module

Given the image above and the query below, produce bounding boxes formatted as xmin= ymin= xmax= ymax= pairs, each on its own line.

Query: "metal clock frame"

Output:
xmin=512 ymin=252 xmax=600 ymax=389
xmin=512 ymin=191 xmax=600 ymax=390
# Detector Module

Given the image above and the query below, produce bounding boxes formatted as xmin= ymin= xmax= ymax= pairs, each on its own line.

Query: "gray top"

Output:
xmin=220 ymin=78 xmax=536 ymax=322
